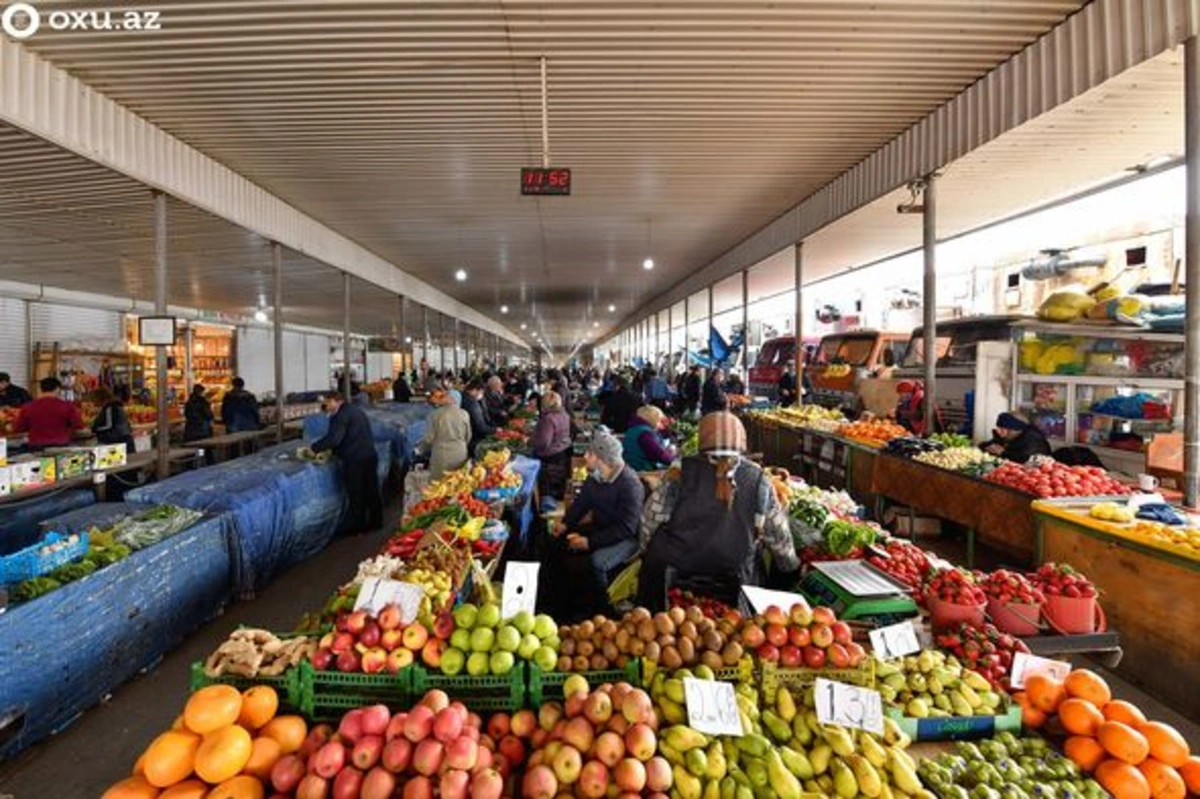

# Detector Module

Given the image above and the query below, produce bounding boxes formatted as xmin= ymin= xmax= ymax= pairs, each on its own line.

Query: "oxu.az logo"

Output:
xmin=2 ymin=3 xmax=162 ymax=39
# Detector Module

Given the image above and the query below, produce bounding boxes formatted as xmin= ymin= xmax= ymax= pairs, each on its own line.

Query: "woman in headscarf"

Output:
xmin=622 ymin=405 xmax=676 ymax=472
xmin=982 ymin=411 xmax=1051 ymax=464
xmin=530 ymin=390 xmax=573 ymax=500
xmin=417 ymin=389 xmax=471 ymax=478
xmin=636 ymin=411 xmax=799 ymax=611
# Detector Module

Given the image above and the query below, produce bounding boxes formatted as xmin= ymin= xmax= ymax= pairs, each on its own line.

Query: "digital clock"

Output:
xmin=521 ymin=167 xmax=572 ymax=196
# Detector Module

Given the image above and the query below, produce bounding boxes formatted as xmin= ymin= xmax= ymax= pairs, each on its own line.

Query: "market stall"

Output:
xmin=303 ymin=402 xmax=431 ymax=475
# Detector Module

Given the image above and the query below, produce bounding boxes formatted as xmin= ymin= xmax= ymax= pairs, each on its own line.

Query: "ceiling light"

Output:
xmin=500 ymin=305 xmax=509 ymax=314
xmin=593 ymin=322 xmax=599 ymax=328
xmin=254 ymin=309 xmax=268 ymax=323
xmin=643 ymin=258 xmax=655 ymax=271
xmin=404 ymin=336 xmax=412 ymax=343
xmin=608 ymin=304 xmax=616 ymax=313
xmin=455 ymin=269 xmax=467 ymax=281
xmin=520 ymin=323 xmax=527 ymax=330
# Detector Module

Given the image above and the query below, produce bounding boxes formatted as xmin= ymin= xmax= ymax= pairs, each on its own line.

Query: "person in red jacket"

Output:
xmin=14 ymin=377 xmax=84 ymax=451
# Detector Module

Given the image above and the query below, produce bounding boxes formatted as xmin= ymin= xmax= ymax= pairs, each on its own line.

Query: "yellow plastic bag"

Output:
xmin=1038 ymin=291 xmax=1095 ymax=322
xmin=608 ymin=558 xmax=641 ymax=605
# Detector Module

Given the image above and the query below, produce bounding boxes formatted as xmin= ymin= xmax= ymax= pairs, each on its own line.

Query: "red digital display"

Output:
xmin=521 ymin=167 xmax=572 ymax=196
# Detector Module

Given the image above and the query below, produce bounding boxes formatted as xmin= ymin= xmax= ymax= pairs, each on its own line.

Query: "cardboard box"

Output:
xmin=0 ymin=437 xmax=7 ymax=466
xmin=0 ymin=465 xmax=11 ymax=496
xmin=9 ymin=457 xmax=56 ymax=491
xmin=91 ymin=443 xmax=128 ymax=470
xmin=55 ymin=451 xmax=93 ymax=480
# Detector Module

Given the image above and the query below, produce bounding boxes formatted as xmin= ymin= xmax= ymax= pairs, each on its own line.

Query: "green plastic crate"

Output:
xmin=188 ymin=661 xmax=303 ymax=712
xmin=411 ymin=661 xmax=525 ymax=712
xmin=297 ymin=660 xmax=414 ymax=721
xmin=640 ymin=656 xmax=755 ymax=687
xmin=884 ymin=704 xmax=1021 ymax=741
xmin=527 ymin=659 xmax=642 ymax=706
xmin=758 ymin=659 xmax=876 ymax=704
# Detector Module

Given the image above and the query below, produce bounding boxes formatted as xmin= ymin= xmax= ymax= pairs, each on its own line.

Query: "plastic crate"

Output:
xmin=473 ymin=486 xmax=520 ymax=502
xmin=189 ymin=661 xmax=303 ymax=712
xmin=640 ymin=656 xmax=755 ymax=687
xmin=527 ymin=660 xmax=642 ymax=706
xmin=884 ymin=704 xmax=1020 ymax=742
xmin=0 ymin=532 xmax=89 ymax=585
xmin=759 ymin=659 xmax=876 ymax=704
xmin=411 ymin=662 xmax=525 ymax=712
xmin=297 ymin=660 xmax=414 ymax=721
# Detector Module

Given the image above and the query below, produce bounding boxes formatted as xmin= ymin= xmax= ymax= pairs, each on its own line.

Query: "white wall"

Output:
xmin=237 ymin=327 xmax=332 ymax=397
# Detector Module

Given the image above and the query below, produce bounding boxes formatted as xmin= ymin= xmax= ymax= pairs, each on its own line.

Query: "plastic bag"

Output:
xmin=1038 ymin=291 xmax=1095 ymax=322
xmin=402 ymin=468 xmax=432 ymax=513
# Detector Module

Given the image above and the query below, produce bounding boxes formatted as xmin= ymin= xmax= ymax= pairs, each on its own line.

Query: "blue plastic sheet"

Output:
xmin=38 ymin=501 xmax=152 ymax=535
xmin=303 ymin=403 xmax=431 ymax=472
xmin=509 ymin=455 xmax=541 ymax=548
xmin=0 ymin=513 xmax=231 ymax=759
xmin=0 ymin=489 xmax=96 ymax=557
xmin=128 ymin=441 xmax=390 ymax=596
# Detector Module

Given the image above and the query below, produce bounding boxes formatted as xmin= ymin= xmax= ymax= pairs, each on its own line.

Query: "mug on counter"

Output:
xmin=1137 ymin=473 xmax=1161 ymax=492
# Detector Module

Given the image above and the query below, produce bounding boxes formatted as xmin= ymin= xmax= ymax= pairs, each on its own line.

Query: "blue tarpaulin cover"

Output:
xmin=303 ymin=402 xmax=430 ymax=471
xmin=0 ymin=512 xmax=230 ymax=759
xmin=0 ymin=489 xmax=96 ymax=556
xmin=128 ymin=441 xmax=389 ymax=596
xmin=509 ymin=455 xmax=541 ymax=547
xmin=39 ymin=501 xmax=153 ymax=535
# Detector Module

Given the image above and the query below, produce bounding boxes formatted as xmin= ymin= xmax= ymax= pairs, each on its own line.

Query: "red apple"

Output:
xmin=810 ymin=624 xmax=834 ymax=649
xmin=380 ymin=629 xmax=405 ymax=652
xmin=763 ymin=606 xmax=788 ymax=627
xmin=377 ymin=605 xmax=402 ymax=631
xmin=386 ymin=648 xmax=414 ymax=674
xmin=811 ymin=606 xmax=837 ymax=626
xmin=779 ymin=645 xmax=802 ymax=668
xmin=343 ymin=610 xmax=369 ymax=634
xmin=359 ymin=622 xmax=382 ymax=649
xmin=361 ymin=647 xmax=388 ymax=675
xmin=788 ymin=601 xmax=813 ymax=627
xmin=802 ymin=646 xmax=827 ymax=669
xmin=403 ymin=624 xmax=430 ymax=652
xmin=740 ymin=623 xmax=765 ymax=649
xmin=756 ymin=643 xmax=779 ymax=663
xmin=845 ymin=642 xmax=867 ymax=667
xmin=432 ymin=611 xmax=456 ymax=641
xmin=787 ymin=626 xmax=811 ymax=648
xmin=764 ymin=624 xmax=788 ymax=648
xmin=830 ymin=621 xmax=853 ymax=646
xmin=827 ymin=643 xmax=851 ymax=669
xmin=421 ymin=639 xmax=445 ymax=668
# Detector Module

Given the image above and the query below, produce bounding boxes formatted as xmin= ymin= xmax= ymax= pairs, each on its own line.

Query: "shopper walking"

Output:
xmin=417 ymin=390 xmax=471 ymax=479
xmin=600 ymin=375 xmax=641 ymax=433
xmin=14 ymin=377 xmax=84 ymax=451
xmin=0 ymin=372 xmax=31 ymax=408
xmin=701 ymin=367 xmax=729 ymax=415
xmin=90 ymin=387 xmax=135 ymax=452
xmin=530 ymin=390 xmax=573 ymax=501
xmin=312 ymin=391 xmax=383 ymax=535
xmin=681 ymin=365 xmax=702 ymax=416
xmin=221 ymin=377 xmax=261 ymax=433
xmin=183 ymin=384 xmax=214 ymax=442
xmin=643 ymin=368 xmax=672 ymax=413
xmin=461 ymin=379 xmax=495 ymax=457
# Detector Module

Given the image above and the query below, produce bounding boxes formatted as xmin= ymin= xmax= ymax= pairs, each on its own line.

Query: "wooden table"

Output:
xmin=1032 ymin=503 xmax=1200 ymax=719
xmin=187 ymin=430 xmax=271 ymax=462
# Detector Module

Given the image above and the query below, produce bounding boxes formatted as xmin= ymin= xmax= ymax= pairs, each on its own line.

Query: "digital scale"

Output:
xmin=799 ymin=560 xmax=919 ymax=625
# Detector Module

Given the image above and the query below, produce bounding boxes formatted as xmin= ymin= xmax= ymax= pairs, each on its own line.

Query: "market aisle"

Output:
xmin=0 ymin=510 xmax=399 ymax=798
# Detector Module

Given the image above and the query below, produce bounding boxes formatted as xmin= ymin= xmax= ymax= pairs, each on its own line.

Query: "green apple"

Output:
xmin=511 ymin=610 xmax=535 ymax=636
xmin=517 ymin=633 xmax=541 ymax=660
xmin=440 ymin=647 xmax=466 ymax=676
xmin=449 ymin=629 xmax=472 ymax=652
xmin=490 ymin=650 xmax=515 ymax=676
xmin=467 ymin=651 xmax=491 ymax=677
xmin=533 ymin=646 xmax=559 ymax=674
xmin=469 ymin=627 xmax=495 ymax=653
xmin=542 ymin=635 xmax=561 ymax=652
xmin=533 ymin=613 xmax=557 ymax=640
xmin=453 ymin=603 xmax=479 ymax=630
xmin=476 ymin=603 xmax=502 ymax=629
xmin=496 ymin=625 xmax=522 ymax=653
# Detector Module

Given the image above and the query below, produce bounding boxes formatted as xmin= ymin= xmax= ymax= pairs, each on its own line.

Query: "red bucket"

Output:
xmin=987 ymin=597 xmax=1042 ymax=636
xmin=1043 ymin=594 xmax=1103 ymax=634
xmin=927 ymin=595 xmax=986 ymax=631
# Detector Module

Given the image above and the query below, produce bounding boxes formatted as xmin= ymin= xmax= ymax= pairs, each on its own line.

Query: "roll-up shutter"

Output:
xmin=29 ymin=302 xmax=122 ymax=346
xmin=305 ymin=334 xmax=330 ymax=393
xmin=0 ymin=298 xmax=29 ymax=385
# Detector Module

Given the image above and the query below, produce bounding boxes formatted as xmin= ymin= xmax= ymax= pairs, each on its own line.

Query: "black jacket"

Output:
xmin=461 ymin=393 xmax=494 ymax=455
xmin=392 ymin=378 xmax=412 ymax=403
xmin=484 ymin=390 xmax=510 ymax=426
xmin=0 ymin=384 xmax=31 ymax=408
xmin=184 ymin=394 xmax=214 ymax=441
xmin=313 ymin=402 xmax=377 ymax=463
xmin=997 ymin=427 xmax=1052 ymax=464
xmin=682 ymin=373 xmax=702 ymax=405
xmin=221 ymin=389 xmax=261 ymax=433
xmin=701 ymin=377 xmax=728 ymax=415
xmin=601 ymin=388 xmax=641 ymax=434
xmin=92 ymin=401 xmax=134 ymax=446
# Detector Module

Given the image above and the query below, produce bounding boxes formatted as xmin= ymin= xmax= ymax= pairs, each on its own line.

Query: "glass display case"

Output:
xmin=1011 ymin=321 xmax=1183 ymax=471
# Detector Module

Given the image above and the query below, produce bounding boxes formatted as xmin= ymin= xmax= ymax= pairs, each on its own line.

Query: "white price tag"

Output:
xmin=868 ymin=620 xmax=921 ymax=660
xmin=501 ymin=561 xmax=540 ymax=619
xmin=354 ymin=578 xmax=426 ymax=622
xmin=683 ymin=678 xmax=744 ymax=737
xmin=740 ymin=586 xmax=810 ymax=615
xmin=815 ymin=678 xmax=884 ymax=736
xmin=1009 ymin=652 xmax=1071 ymax=689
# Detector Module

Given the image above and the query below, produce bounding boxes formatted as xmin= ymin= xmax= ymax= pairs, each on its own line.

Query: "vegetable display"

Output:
xmin=984 ymin=461 xmax=1130 ymax=498
xmin=822 ymin=518 xmax=877 ymax=557
xmin=912 ymin=446 xmax=1000 ymax=474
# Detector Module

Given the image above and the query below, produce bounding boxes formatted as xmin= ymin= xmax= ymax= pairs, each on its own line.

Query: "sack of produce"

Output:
xmin=1037 ymin=290 xmax=1095 ymax=322
xmin=1084 ymin=294 xmax=1149 ymax=324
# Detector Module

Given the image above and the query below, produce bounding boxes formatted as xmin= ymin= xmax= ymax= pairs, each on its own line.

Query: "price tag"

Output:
xmin=868 ymin=620 xmax=920 ymax=660
xmin=683 ymin=678 xmax=744 ymax=737
xmin=1009 ymin=652 xmax=1071 ymax=689
xmin=740 ymin=586 xmax=810 ymax=615
xmin=354 ymin=578 xmax=426 ymax=623
xmin=815 ymin=678 xmax=884 ymax=735
xmin=501 ymin=561 xmax=540 ymax=619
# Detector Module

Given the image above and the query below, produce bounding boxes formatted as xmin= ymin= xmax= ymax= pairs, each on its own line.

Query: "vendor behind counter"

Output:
xmin=984 ymin=411 xmax=1052 ymax=464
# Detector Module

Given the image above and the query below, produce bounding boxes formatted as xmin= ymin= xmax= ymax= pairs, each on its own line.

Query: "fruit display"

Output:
xmin=884 ymin=436 xmax=945 ymax=459
xmin=929 ymin=432 xmax=973 ymax=449
xmin=790 ymin=484 xmax=860 ymax=519
xmin=981 ymin=569 xmax=1045 ymax=608
xmin=1032 ymin=563 xmax=1098 ymax=600
xmin=741 ymin=603 xmax=867 ymax=671
xmin=310 ymin=605 xmax=454 ymax=675
xmin=984 ymin=461 xmax=1130 ymax=498
xmin=0 ymin=406 xmax=18 ymax=435
xmin=912 ymin=446 xmax=1000 ymax=474
xmin=934 ymin=622 xmax=1031 ymax=691
xmin=667 ymin=587 xmax=736 ymax=620
xmin=1089 ymin=502 xmax=1136 ymax=523
xmin=204 ymin=629 xmax=317 ymax=679
xmin=787 ymin=496 xmax=829 ymax=532
xmin=441 ymin=603 xmax=560 ymax=676
xmin=837 ymin=418 xmax=909 ymax=447
xmin=103 ymin=684 xmax=306 ymax=798
xmin=1122 ymin=520 xmax=1200 ymax=558
xmin=820 ymin=518 xmax=878 ymax=557
xmin=924 ymin=570 xmax=987 ymax=608
xmin=6 ymin=529 xmax=131 ymax=603
xmin=748 ymin=405 xmax=846 ymax=433
xmin=1016 ymin=667 xmax=1196 ymax=799
xmin=874 ymin=650 xmax=1008 ymax=719
xmin=917 ymin=735 xmax=1106 ymax=799
xmin=555 ymin=605 xmax=745 ymax=673
xmin=865 ymin=538 xmax=931 ymax=592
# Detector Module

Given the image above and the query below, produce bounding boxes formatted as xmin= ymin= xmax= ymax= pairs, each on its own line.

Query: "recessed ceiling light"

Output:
xmin=404 ymin=336 xmax=412 ymax=343
xmin=520 ymin=323 xmax=527 ymax=330
xmin=643 ymin=258 xmax=655 ymax=271
xmin=593 ymin=322 xmax=599 ymax=328
xmin=455 ymin=269 xmax=467 ymax=281
xmin=500 ymin=305 xmax=509 ymax=314
xmin=608 ymin=304 xmax=616 ymax=313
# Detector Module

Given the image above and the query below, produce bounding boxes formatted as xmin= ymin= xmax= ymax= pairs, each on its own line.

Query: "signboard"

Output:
xmin=683 ymin=678 xmax=743 ymax=736
xmin=138 ymin=316 xmax=177 ymax=346
xmin=1009 ymin=652 xmax=1071 ymax=689
xmin=501 ymin=561 xmax=540 ymax=618
xmin=868 ymin=620 xmax=921 ymax=660
xmin=815 ymin=678 xmax=884 ymax=735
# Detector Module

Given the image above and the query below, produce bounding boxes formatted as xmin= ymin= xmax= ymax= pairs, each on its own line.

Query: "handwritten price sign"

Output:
xmin=815 ymin=678 xmax=884 ymax=735
xmin=683 ymin=678 xmax=744 ymax=737
xmin=868 ymin=620 xmax=921 ymax=660
xmin=1009 ymin=652 xmax=1071 ymax=689
xmin=354 ymin=578 xmax=426 ymax=623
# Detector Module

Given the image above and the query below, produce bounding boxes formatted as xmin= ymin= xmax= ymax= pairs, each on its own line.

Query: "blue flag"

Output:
xmin=709 ymin=325 xmax=730 ymax=365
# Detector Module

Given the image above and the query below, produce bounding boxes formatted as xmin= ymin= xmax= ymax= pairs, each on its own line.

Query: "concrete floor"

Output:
xmin=0 ymin=522 xmax=1196 ymax=797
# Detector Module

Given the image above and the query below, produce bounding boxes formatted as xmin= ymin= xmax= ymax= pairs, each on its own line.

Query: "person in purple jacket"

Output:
xmin=530 ymin=390 xmax=573 ymax=500
xmin=622 ymin=405 xmax=677 ymax=471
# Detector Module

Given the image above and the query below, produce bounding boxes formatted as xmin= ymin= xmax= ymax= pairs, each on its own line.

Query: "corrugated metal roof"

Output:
xmin=13 ymin=0 xmax=1088 ymax=347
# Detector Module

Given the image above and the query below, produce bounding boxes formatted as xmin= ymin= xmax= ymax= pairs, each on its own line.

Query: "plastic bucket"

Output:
xmin=1043 ymin=595 xmax=1103 ymax=634
xmin=987 ymin=598 xmax=1042 ymax=636
xmin=927 ymin=595 xmax=986 ymax=631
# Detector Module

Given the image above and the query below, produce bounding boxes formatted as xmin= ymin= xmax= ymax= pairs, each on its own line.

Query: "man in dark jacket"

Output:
xmin=484 ymin=375 xmax=511 ymax=426
xmin=221 ymin=377 xmax=261 ymax=433
xmin=392 ymin=374 xmax=413 ymax=403
xmin=983 ymin=412 xmax=1052 ymax=464
xmin=312 ymin=391 xmax=382 ymax=534
xmin=701 ymin=367 xmax=729 ymax=415
xmin=0 ymin=372 xmax=31 ymax=408
xmin=461 ymin=379 xmax=494 ymax=457
xmin=600 ymin=376 xmax=641 ymax=434
xmin=682 ymin=366 xmax=702 ymax=415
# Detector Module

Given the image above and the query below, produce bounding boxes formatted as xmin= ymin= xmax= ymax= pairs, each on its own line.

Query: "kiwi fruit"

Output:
xmin=701 ymin=650 xmax=725 ymax=671
xmin=590 ymin=654 xmax=609 ymax=670
xmin=577 ymin=640 xmax=595 ymax=658
xmin=668 ymin=607 xmax=687 ymax=626
xmin=643 ymin=641 xmax=661 ymax=663
xmin=573 ymin=655 xmax=591 ymax=672
xmin=677 ymin=637 xmax=696 ymax=665
xmin=560 ymin=638 xmax=577 ymax=657
xmin=637 ymin=619 xmax=658 ymax=642
xmin=702 ymin=630 xmax=724 ymax=653
xmin=660 ymin=645 xmax=683 ymax=670
xmin=722 ymin=641 xmax=744 ymax=666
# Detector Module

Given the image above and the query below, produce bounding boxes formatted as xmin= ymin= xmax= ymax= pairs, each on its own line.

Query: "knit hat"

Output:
xmin=636 ymin=405 xmax=666 ymax=429
xmin=588 ymin=427 xmax=625 ymax=468
xmin=698 ymin=411 xmax=746 ymax=456
xmin=996 ymin=412 xmax=1028 ymax=432
xmin=448 ymin=389 xmax=463 ymax=408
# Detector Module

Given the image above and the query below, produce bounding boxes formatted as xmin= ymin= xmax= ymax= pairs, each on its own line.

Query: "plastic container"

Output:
xmin=986 ymin=598 xmax=1042 ymax=636
xmin=759 ymin=660 xmax=875 ymax=704
xmin=473 ymin=486 xmax=520 ymax=502
xmin=297 ymin=660 xmax=413 ymax=720
xmin=1043 ymin=594 xmax=1103 ymax=634
xmin=640 ymin=656 xmax=755 ymax=689
xmin=927 ymin=595 xmax=986 ymax=631
xmin=0 ymin=532 xmax=89 ymax=585
xmin=189 ymin=661 xmax=303 ymax=712
xmin=410 ymin=662 xmax=525 ymax=712
xmin=884 ymin=704 xmax=1021 ymax=742
xmin=528 ymin=660 xmax=641 ymax=706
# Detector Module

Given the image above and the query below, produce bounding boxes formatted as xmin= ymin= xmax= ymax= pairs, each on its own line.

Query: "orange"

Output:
xmin=160 ymin=782 xmax=209 ymax=799
xmin=1026 ymin=673 xmax=1067 ymax=714
xmin=142 ymin=729 xmax=202 ymax=788
xmin=1014 ymin=691 xmax=1047 ymax=730
xmin=1179 ymin=756 xmax=1200 ymax=794
xmin=1065 ymin=736 xmax=1107 ymax=772
xmin=240 ymin=736 xmax=282 ymax=781
xmin=258 ymin=715 xmax=307 ymax=755
xmin=1099 ymin=721 xmax=1151 ymax=766
xmin=1065 ymin=669 xmax=1113 ymax=707
xmin=1138 ymin=758 xmax=1186 ymax=799
xmin=101 ymin=775 xmax=162 ymax=799
xmin=183 ymin=686 xmax=243 ymax=736
xmin=194 ymin=725 xmax=253 ymax=784
xmin=1137 ymin=722 xmax=1190 ymax=769
xmin=1104 ymin=700 xmax=1148 ymax=728
xmin=235 ymin=686 xmax=278 ymax=731
xmin=1060 ymin=698 xmax=1106 ymax=737
xmin=205 ymin=775 xmax=265 ymax=799
xmin=1096 ymin=759 xmax=1151 ymax=799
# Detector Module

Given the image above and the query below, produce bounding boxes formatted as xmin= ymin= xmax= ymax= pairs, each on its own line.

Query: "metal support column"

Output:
xmin=399 ymin=295 xmax=409 ymax=374
xmin=272 ymin=242 xmax=284 ymax=443
xmin=922 ymin=174 xmax=939 ymax=435
xmin=1185 ymin=37 xmax=1200 ymax=506
xmin=343 ymin=273 xmax=352 ymax=401
xmin=422 ymin=305 xmax=430 ymax=373
xmin=439 ymin=314 xmax=447 ymax=375
xmin=183 ymin=325 xmax=194 ymax=396
xmin=153 ymin=191 xmax=169 ymax=479
xmin=794 ymin=242 xmax=804 ymax=407
xmin=742 ymin=269 xmax=750 ymax=384
xmin=453 ymin=319 xmax=460 ymax=374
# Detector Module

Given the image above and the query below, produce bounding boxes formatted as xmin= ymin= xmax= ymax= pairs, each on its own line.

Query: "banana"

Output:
xmin=830 ymin=757 xmax=859 ymax=799
xmin=882 ymin=717 xmax=910 ymax=749
xmin=846 ymin=754 xmax=883 ymax=798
